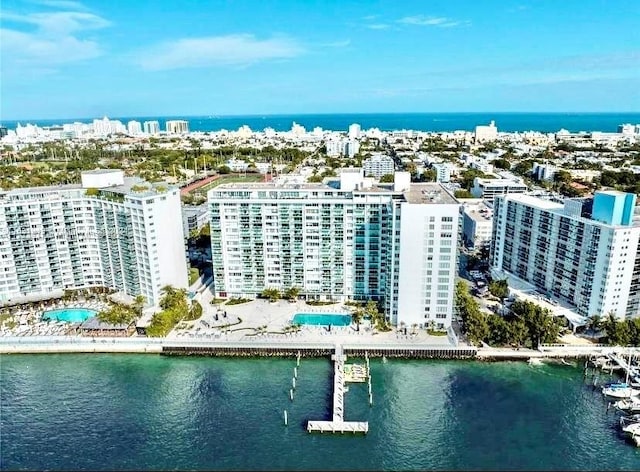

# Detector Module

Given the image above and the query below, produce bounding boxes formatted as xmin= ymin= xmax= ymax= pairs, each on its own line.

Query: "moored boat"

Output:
xmin=602 ymin=382 xmax=640 ymax=399
xmin=614 ymin=397 xmax=640 ymax=413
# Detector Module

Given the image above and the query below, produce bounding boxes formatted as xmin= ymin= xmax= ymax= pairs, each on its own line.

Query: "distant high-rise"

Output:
xmin=348 ymin=123 xmax=361 ymax=139
xmin=166 ymin=120 xmax=189 ymax=134
xmin=127 ymin=120 xmax=142 ymax=136
xmin=143 ymin=120 xmax=160 ymax=135
xmin=474 ymin=120 xmax=498 ymax=143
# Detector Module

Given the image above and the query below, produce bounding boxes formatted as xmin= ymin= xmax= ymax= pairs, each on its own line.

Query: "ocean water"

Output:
xmin=1 ymin=355 xmax=639 ymax=471
xmin=3 ymin=112 xmax=640 ymax=134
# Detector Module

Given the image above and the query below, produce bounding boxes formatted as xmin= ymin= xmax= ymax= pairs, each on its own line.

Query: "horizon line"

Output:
xmin=3 ymin=110 xmax=640 ymax=124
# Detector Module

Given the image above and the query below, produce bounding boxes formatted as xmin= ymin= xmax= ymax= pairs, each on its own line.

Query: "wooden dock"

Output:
xmin=307 ymin=344 xmax=369 ymax=434
xmin=307 ymin=420 xmax=369 ymax=434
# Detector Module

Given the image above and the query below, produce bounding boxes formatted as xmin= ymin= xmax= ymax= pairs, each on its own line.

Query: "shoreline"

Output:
xmin=1 ymin=336 xmax=634 ymax=361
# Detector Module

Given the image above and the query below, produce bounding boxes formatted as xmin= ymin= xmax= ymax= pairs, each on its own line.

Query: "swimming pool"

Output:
xmin=42 ymin=308 xmax=97 ymax=323
xmin=291 ymin=313 xmax=352 ymax=327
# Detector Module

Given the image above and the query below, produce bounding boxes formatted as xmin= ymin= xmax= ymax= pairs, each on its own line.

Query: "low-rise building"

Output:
xmin=471 ymin=177 xmax=528 ymax=202
xmin=462 ymin=201 xmax=494 ymax=249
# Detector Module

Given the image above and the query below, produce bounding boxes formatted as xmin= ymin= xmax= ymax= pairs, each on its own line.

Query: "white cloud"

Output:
xmin=365 ymin=23 xmax=390 ymax=30
xmin=0 ymin=7 xmax=110 ymax=69
xmin=322 ymin=39 xmax=351 ymax=48
xmin=138 ymin=34 xmax=304 ymax=71
xmin=397 ymin=15 xmax=470 ymax=28
xmin=27 ymin=0 xmax=90 ymax=10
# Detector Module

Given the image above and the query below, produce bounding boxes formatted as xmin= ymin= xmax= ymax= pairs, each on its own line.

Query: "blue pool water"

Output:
xmin=292 ymin=313 xmax=352 ymax=326
xmin=41 ymin=308 xmax=97 ymax=323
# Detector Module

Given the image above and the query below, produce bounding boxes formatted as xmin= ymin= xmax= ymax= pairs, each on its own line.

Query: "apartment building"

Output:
xmin=166 ymin=120 xmax=189 ymax=134
xmin=362 ymin=154 xmax=395 ymax=179
xmin=471 ymin=177 xmax=528 ymax=202
xmin=490 ymin=191 xmax=640 ymax=319
xmin=462 ymin=201 xmax=493 ymax=249
xmin=208 ymin=172 xmax=461 ymax=329
xmin=0 ymin=170 xmax=188 ymax=306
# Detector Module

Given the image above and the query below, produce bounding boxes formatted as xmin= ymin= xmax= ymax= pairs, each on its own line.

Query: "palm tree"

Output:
xmin=133 ymin=295 xmax=146 ymax=319
xmin=586 ymin=314 xmax=602 ymax=335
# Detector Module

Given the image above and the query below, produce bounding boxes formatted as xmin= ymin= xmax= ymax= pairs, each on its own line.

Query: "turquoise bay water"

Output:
xmin=292 ymin=313 xmax=352 ymax=326
xmin=1 ymin=355 xmax=639 ymax=471
xmin=41 ymin=308 xmax=97 ymax=323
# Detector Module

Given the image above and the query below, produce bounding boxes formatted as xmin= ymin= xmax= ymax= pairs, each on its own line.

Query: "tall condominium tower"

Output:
xmin=0 ymin=170 xmax=188 ymax=306
xmin=143 ymin=120 xmax=160 ymax=135
xmin=208 ymin=171 xmax=462 ymax=329
xmin=166 ymin=120 xmax=189 ymax=134
xmin=490 ymin=191 xmax=640 ymax=319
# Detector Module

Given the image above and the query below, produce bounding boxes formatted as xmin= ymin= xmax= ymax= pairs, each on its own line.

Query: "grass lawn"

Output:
xmin=198 ymin=174 xmax=264 ymax=193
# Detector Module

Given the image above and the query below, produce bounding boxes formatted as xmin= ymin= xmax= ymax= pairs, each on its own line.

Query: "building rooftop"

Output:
xmin=82 ymin=169 xmax=123 ymax=175
xmin=404 ymin=183 xmax=458 ymax=205
xmin=501 ymin=193 xmax=563 ymax=210
xmin=465 ymin=202 xmax=494 ymax=222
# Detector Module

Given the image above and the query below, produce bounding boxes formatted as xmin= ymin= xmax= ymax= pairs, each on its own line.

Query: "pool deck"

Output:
xmin=169 ymin=298 xmax=454 ymax=345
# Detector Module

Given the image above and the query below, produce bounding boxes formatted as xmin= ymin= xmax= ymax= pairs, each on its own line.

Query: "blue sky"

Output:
xmin=1 ymin=0 xmax=639 ymax=119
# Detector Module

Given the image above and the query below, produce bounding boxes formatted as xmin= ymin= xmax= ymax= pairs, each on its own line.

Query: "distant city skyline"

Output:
xmin=1 ymin=0 xmax=639 ymax=120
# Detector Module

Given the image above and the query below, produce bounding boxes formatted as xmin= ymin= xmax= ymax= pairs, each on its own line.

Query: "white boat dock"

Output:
xmin=307 ymin=344 xmax=369 ymax=434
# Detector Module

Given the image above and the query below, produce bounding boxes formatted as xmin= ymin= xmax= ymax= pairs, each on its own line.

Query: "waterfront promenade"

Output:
xmin=1 ymin=334 xmax=637 ymax=360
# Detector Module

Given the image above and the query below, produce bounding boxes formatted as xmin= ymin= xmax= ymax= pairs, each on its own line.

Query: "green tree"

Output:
xmin=487 ymin=314 xmax=510 ymax=346
xmin=261 ymin=288 xmax=281 ymax=302
xmin=454 ymin=189 xmax=473 ymax=199
xmin=379 ymin=173 xmax=395 ymax=183
xmin=586 ymin=314 xmax=602 ymax=334
xmin=283 ymin=287 xmax=300 ymax=301
xmin=422 ymin=168 xmax=437 ymax=182
xmin=185 ymin=300 xmax=203 ymax=321
xmin=488 ymin=279 xmax=509 ymax=301
xmin=133 ymin=295 xmax=146 ymax=317
xmin=507 ymin=317 xmax=528 ymax=347
xmin=465 ymin=307 xmax=489 ymax=345
xmin=492 ymin=158 xmax=511 ymax=170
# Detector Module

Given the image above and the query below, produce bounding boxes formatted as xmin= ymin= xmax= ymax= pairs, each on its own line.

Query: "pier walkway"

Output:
xmin=307 ymin=344 xmax=369 ymax=434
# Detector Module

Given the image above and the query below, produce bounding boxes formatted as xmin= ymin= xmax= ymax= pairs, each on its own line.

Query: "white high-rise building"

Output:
xmin=363 ymin=154 xmax=395 ymax=179
xmin=348 ymin=123 xmax=361 ymax=139
xmin=0 ymin=170 xmax=188 ymax=306
xmin=475 ymin=120 xmax=498 ymax=143
xmin=127 ymin=120 xmax=143 ymax=136
xmin=143 ymin=121 xmax=160 ymax=135
xmin=326 ymin=138 xmax=359 ymax=158
xmin=618 ymin=124 xmax=636 ymax=136
xmin=290 ymin=122 xmax=306 ymax=136
xmin=208 ymin=173 xmax=461 ymax=329
xmin=432 ymin=163 xmax=453 ymax=183
xmin=166 ymin=120 xmax=189 ymax=134
xmin=91 ymin=117 xmax=126 ymax=136
xmin=491 ymin=191 xmax=640 ymax=320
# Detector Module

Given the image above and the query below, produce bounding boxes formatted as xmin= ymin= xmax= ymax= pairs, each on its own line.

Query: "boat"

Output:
xmin=602 ymin=351 xmax=639 ymax=398
xmin=621 ymin=422 xmax=640 ymax=436
xmin=614 ymin=397 xmax=640 ymax=413
xmin=602 ymin=384 xmax=640 ymax=399
xmin=619 ymin=414 xmax=640 ymax=428
xmin=528 ymin=358 xmax=544 ymax=366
